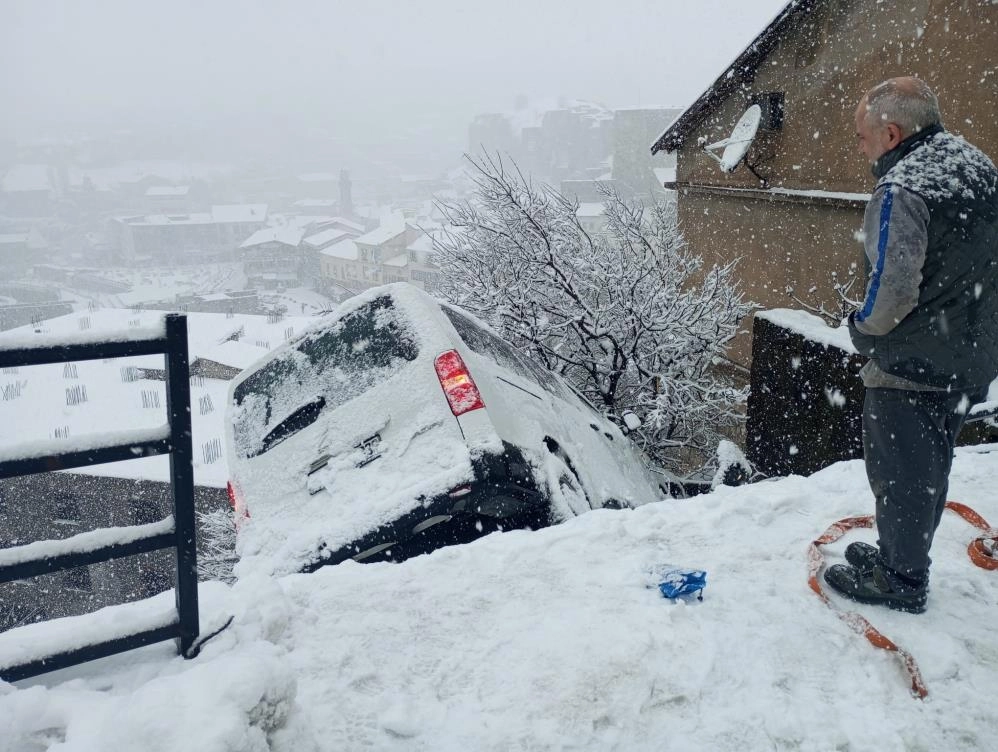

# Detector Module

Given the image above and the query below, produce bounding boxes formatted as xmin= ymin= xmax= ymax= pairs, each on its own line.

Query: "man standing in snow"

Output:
xmin=824 ymin=77 xmax=998 ymax=613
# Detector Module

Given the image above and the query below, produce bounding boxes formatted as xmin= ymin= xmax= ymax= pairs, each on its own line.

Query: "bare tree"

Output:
xmin=433 ymin=154 xmax=752 ymax=470
xmin=196 ymin=508 xmax=237 ymax=584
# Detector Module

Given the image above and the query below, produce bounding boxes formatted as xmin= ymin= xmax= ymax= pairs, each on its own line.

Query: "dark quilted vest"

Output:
xmin=872 ymin=126 xmax=998 ymax=389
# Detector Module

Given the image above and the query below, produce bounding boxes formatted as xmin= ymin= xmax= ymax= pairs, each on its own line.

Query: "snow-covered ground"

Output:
xmin=2 ymin=447 xmax=997 ymax=751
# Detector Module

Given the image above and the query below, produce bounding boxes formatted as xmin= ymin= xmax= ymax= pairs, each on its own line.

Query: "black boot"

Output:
xmin=823 ymin=563 xmax=927 ymax=614
xmin=844 ymin=541 xmax=879 ymax=573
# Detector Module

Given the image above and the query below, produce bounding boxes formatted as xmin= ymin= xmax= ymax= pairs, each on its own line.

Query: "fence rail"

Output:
xmin=0 ymin=313 xmax=199 ymax=682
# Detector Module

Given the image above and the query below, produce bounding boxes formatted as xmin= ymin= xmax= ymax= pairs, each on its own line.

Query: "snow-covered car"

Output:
xmin=225 ymin=283 xmax=670 ymax=575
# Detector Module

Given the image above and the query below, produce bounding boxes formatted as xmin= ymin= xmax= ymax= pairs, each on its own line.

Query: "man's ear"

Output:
xmin=885 ymin=122 xmax=904 ymax=148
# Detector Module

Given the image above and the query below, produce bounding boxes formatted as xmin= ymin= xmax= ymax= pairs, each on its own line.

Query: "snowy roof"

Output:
xmin=285 ymin=215 xmax=335 ymax=230
xmin=303 ymin=228 xmax=349 ymax=248
xmin=68 ymin=161 xmax=231 ymax=192
xmin=0 ymin=228 xmax=47 ymax=249
xmin=239 ymin=226 xmax=305 ymax=248
xmin=405 ymin=233 xmax=437 ymax=253
xmin=355 ymin=223 xmax=406 ymax=247
xmin=210 ymin=204 xmax=267 ymax=223
xmin=145 ymin=186 xmax=190 ymax=197
xmin=297 ymin=172 xmax=338 ymax=182
xmin=117 ymin=205 xmax=267 ymax=228
xmin=651 ymin=0 xmax=807 ymax=154
xmin=325 ymin=216 xmax=365 ymax=232
xmin=576 ymin=203 xmax=605 ymax=218
xmin=319 ymin=239 xmax=358 ymax=261
xmin=383 ymin=253 xmax=408 ymax=268
xmin=1 ymin=164 xmax=51 ymax=193
xmin=294 ymin=199 xmax=337 ymax=208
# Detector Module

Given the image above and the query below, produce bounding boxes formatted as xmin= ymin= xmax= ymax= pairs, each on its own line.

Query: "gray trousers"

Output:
xmin=863 ymin=387 xmax=985 ymax=581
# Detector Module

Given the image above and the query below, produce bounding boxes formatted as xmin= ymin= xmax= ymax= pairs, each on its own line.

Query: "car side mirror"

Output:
xmin=622 ymin=411 xmax=642 ymax=431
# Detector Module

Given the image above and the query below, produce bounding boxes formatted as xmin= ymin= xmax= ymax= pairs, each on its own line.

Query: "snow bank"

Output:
xmin=2 ymin=448 xmax=997 ymax=751
xmin=0 ymin=580 xmax=307 ymax=752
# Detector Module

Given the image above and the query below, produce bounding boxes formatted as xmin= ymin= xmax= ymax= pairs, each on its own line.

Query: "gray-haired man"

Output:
xmin=824 ymin=77 xmax=998 ymax=612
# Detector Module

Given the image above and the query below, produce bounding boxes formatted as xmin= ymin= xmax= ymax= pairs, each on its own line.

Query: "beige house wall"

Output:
xmin=669 ymin=0 xmax=998 ymax=366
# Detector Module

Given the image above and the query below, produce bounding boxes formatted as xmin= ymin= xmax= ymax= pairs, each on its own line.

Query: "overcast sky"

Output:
xmin=2 ymin=0 xmax=788 ymax=161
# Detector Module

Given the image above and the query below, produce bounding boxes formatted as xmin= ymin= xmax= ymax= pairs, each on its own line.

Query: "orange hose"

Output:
xmin=809 ymin=501 xmax=997 ymax=700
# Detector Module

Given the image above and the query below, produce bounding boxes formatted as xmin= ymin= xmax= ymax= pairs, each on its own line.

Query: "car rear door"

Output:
xmin=228 ymin=292 xmax=475 ymax=570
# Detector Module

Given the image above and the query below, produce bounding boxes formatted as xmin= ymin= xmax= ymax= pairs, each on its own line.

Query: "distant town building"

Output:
xmin=339 ymin=169 xmax=354 ymax=217
xmin=0 ymin=228 xmax=49 ymax=277
xmin=144 ymin=185 xmax=191 ymax=213
xmin=467 ymin=101 xmax=679 ymax=200
xmin=0 ymin=165 xmax=55 ymax=217
xmin=612 ymin=107 xmax=681 ymax=197
xmin=238 ymin=225 xmax=306 ymax=288
xmin=108 ymin=204 xmax=268 ymax=264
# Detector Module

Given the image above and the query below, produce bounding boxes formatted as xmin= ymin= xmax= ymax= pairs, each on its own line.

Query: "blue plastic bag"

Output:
xmin=658 ymin=568 xmax=707 ymax=601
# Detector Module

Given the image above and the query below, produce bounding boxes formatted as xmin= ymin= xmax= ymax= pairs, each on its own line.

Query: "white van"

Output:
xmin=226 ymin=283 xmax=672 ymax=575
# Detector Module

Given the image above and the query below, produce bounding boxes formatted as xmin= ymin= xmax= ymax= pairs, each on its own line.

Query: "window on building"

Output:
xmin=750 ymin=92 xmax=785 ymax=131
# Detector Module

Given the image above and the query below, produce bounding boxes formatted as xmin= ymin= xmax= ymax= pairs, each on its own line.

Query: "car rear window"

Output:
xmin=440 ymin=305 xmax=567 ymax=398
xmin=232 ymin=296 xmax=418 ymax=458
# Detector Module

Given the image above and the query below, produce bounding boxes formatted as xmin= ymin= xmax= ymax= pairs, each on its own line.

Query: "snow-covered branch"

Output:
xmin=434 ymin=154 xmax=753 ymax=470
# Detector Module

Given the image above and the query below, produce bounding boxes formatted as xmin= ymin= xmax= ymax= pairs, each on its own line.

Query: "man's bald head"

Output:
xmin=859 ymin=77 xmax=941 ymax=139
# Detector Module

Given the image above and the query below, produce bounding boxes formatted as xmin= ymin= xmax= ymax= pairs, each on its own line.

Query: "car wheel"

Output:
xmin=546 ymin=453 xmax=591 ymax=520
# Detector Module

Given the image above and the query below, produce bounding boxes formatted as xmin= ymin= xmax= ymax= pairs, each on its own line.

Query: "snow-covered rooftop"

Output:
xmin=325 ymin=216 xmax=365 ymax=232
xmin=319 ymin=239 xmax=358 ymax=261
xmin=118 ymin=205 xmax=267 ymax=228
xmin=68 ymin=161 xmax=231 ymax=191
xmin=294 ymin=199 xmax=337 ymax=208
xmin=297 ymin=173 xmax=338 ymax=183
xmin=576 ymin=202 xmax=605 ymax=218
xmin=239 ymin=226 xmax=305 ymax=249
xmin=405 ymin=233 xmax=437 ymax=254
xmin=355 ymin=223 xmax=406 ymax=247
xmin=303 ymin=228 xmax=349 ymax=248
xmin=383 ymin=253 xmax=408 ymax=268
xmin=211 ymin=204 xmax=268 ymax=223
xmin=1 ymin=164 xmax=51 ymax=193
xmin=145 ymin=186 xmax=190 ymax=197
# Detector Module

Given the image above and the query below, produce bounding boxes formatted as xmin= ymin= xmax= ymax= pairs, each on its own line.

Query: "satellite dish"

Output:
xmin=700 ymin=104 xmax=762 ymax=173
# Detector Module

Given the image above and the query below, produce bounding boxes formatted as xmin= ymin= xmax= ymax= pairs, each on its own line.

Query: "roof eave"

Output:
xmin=650 ymin=0 xmax=813 ymax=155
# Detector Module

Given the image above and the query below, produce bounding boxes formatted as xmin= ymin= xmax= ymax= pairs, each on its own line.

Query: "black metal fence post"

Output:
xmin=164 ymin=314 xmax=199 ymax=656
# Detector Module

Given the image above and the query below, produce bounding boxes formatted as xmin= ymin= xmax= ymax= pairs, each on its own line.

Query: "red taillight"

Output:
xmin=434 ymin=349 xmax=485 ymax=416
xmin=227 ymin=480 xmax=249 ymax=520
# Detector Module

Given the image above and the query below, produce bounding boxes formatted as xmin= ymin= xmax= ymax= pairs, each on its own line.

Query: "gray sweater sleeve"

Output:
xmin=852 ymin=184 xmax=930 ymax=336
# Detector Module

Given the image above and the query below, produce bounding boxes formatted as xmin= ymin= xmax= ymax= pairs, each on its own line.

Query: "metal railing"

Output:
xmin=0 ymin=313 xmax=199 ymax=682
